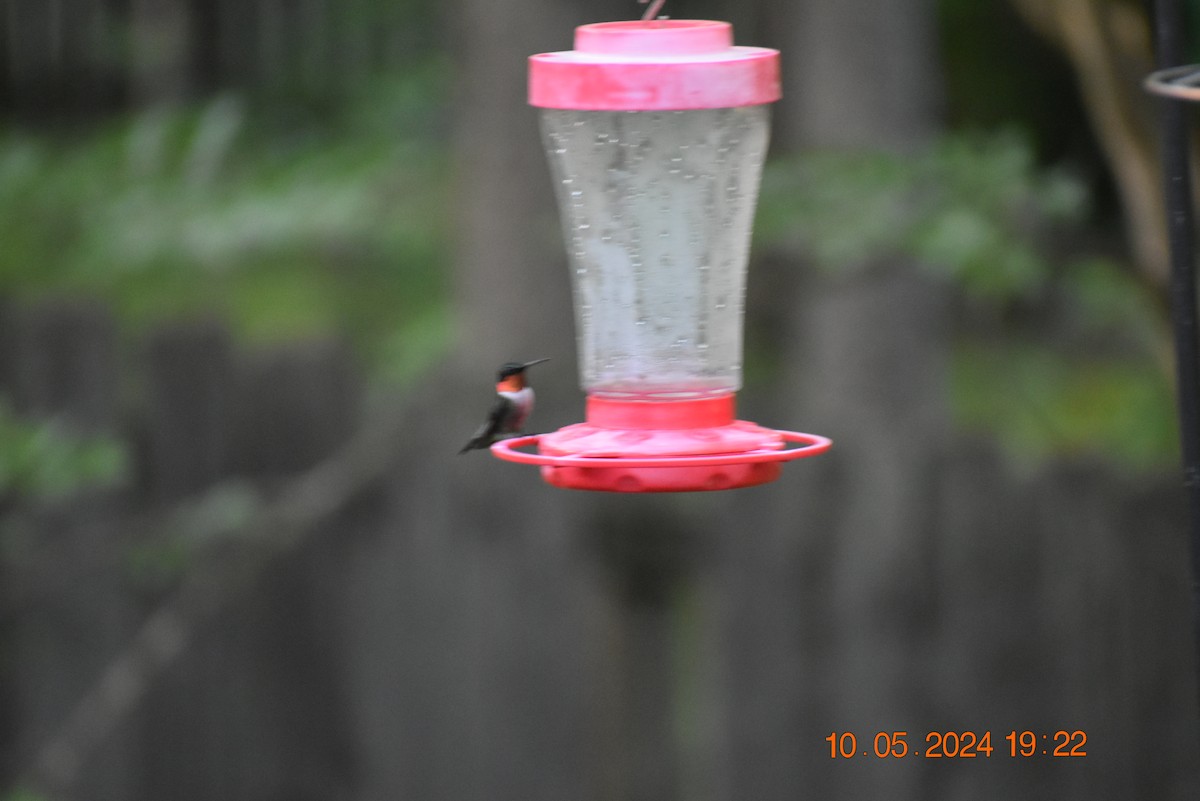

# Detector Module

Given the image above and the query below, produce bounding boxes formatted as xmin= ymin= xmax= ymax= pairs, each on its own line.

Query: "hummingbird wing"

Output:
xmin=458 ymin=395 xmax=517 ymax=454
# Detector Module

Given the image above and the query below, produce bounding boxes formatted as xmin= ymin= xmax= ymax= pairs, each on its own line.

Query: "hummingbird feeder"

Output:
xmin=491 ymin=12 xmax=830 ymax=492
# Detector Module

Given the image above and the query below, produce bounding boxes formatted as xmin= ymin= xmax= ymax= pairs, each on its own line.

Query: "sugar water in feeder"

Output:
xmin=491 ymin=18 xmax=830 ymax=492
xmin=541 ymin=105 xmax=768 ymax=399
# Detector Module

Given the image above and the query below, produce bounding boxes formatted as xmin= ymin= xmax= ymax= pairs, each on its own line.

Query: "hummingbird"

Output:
xmin=458 ymin=358 xmax=550 ymax=454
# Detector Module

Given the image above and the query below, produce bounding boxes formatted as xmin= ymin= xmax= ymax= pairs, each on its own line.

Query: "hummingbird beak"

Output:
xmin=521 ymin=358 xmax=550 ymax=370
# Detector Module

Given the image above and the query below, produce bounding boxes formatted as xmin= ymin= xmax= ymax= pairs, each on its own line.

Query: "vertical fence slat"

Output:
xmin=9 ymin=299 xmax=118 ymax=431
xmin=3 ymin=0 xmax=427 ymax=116
xmin=141 ymin=321 xmax=234 ymax=502
xmin=128 ymin=0 xmax=193 ymax=105
xmin=3 ymin=300 xmax=138 ymax=801
xmin=229 ymin=340 xmax=361 ymax=479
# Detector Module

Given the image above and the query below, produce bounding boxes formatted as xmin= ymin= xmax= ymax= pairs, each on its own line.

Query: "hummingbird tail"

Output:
xmin=458 ymin=437 xmax=485 ymax=455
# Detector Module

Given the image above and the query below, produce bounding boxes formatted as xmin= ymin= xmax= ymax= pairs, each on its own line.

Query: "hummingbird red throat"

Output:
xmin=458 ymin=358 xmax=549 ymax=455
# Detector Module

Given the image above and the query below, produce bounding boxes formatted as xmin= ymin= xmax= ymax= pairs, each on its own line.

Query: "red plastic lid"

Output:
xmin=529 ymin=20 xmax=781 ymax=111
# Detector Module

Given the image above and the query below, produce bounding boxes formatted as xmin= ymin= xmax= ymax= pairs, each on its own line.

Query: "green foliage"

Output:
xmin=760 ymin=131 xmax=1176 ymax=471
xmin=0 ymin=401 xmax=128 ymax=499
xmin=759 ymin=130 xmax=1086 ymax=300
xmin=952 ymin=342 xmax=1177 ymax=472
xmin=0 ymin=61 xmax=454 ymax=503
xmin=0 ymin=62 xmax=454 ymax=374
xmin=126 ymin=536 xmax=193 ymax=589
xmin=972 ymin=258 xmax=1177 ymax=470
xmin=3 ymin=789 xmax=48 ymax=801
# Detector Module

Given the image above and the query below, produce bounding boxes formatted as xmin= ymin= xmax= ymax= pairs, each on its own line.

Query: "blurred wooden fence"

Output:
xmin=1 ymin=0 xmax=429 ymax=117
xmin=0 ymin=297 xmax=1198 ymax=801
xmin=0 ymin=298 xmax=365 ymax=801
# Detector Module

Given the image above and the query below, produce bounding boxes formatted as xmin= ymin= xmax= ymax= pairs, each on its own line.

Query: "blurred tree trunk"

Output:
xmin=1008 ymin=0 xmax=1167 ymax=286
xmin=340 ymin=2 xmax=618 ymax=801
xmin=714 ymin=2 xmax=948 ymax=800
xmin=775 ymin=0 xmax=942 ymax=150
xmin=347 ymin=3 xmax=718 ymax=801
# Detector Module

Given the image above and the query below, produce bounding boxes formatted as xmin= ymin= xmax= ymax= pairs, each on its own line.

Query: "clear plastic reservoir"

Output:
xmin=541 ymin=106 xmax=771 ymax=399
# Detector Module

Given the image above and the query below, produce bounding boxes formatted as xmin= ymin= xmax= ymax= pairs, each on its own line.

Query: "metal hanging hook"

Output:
xmin=640 ymin=0 xmax=667 ymax=21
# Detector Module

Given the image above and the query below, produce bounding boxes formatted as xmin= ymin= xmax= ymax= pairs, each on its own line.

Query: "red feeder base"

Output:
xmin=490 ymin=394 xmax=830 ymax=492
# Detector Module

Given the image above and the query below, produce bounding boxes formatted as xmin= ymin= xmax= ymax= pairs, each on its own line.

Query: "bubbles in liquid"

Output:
xmin=541 ymin=106 xmax=771 ymax=398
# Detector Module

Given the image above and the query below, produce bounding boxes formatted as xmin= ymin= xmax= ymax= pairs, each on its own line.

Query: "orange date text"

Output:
xmin=825 ymin=730 xmax=1087 ymax=759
